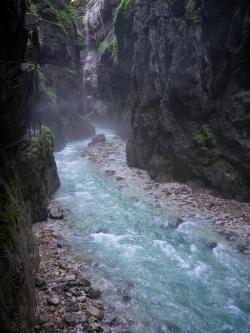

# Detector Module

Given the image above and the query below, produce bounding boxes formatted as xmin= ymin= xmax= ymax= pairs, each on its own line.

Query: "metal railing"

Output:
xmin=28 ymin=121 xmax=42 ymax=139
xmin=0 ymin=121 xmax=42 ymax=152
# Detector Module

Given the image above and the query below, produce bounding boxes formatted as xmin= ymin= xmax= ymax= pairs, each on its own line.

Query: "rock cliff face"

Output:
xmin=0 ymin=131 xmax=60 ymax=333
xmin=0 ymin=1 xmax=60 ymax=331
xmin=79 ymin=0 xmax=250 ymax=201
xmin=76 ymin=0 xmax=131 ymax=132
xmin=126 ymin=0 xmax=250 ymax=201
xmin=0 ymin=0 xmax=38 ymax=147
xmin=33 ymin=0 xmax=95 ymax=150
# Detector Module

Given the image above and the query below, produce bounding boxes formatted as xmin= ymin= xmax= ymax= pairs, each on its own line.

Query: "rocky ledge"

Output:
xmin=85 ymin=134 xmax=250 ymax=253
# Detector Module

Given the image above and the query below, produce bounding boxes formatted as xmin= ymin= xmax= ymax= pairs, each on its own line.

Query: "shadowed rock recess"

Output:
xmin=77 ymin=0 xmax=250 ymax=201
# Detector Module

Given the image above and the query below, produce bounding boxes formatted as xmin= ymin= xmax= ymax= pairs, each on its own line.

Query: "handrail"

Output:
xmin=0 ymin=122 xmax=42 ymax=152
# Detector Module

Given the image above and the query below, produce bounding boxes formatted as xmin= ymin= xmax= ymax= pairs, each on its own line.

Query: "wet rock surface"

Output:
xmin=34 ymin=202 xmax=130 ymax=333
xmin=48 ymin=203 xmax=64 ymax=220
xmin=124 ymin=0 xmax=250 ymax=201
xmin=33 ymin=0 xmax=95 ymax=150
xmin=85 ymin=135 xmax=250 ymax=252
xmin=78 ymin=0 xmax=250 ymax=200
xmin=0 ymin=132 xmax=59 ymax=332
xmin=88 ymin=134 xmax=107 ymax=147
xmin=34 ymin=220 xmax=105 ymax=332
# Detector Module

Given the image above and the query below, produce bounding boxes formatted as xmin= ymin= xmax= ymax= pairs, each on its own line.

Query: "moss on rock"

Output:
xmin=193 ymin=124 xmax=221 ymax=165
xmin=113 ymin=0 xmax=132 ymax=24
xmin=186 ymin=0 xmax=201 ymax=23
xmin=98 ymin=31 xmax=118 ymax=64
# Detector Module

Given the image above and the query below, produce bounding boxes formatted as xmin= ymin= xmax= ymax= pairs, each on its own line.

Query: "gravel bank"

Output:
xmin=85 ymin=135 xmax=250 ymax=253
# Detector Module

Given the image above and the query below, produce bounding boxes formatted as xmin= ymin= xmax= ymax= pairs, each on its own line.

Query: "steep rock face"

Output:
xmin=0 ymin=1 xmax=60 ymax=331
xmin=76 ymin=0 xmax=114 ymax=120
xmin=0 ymin=0 xmax=38 ymax=147
xmin=87 ymin=0 xmax=250 ymax=201
xmin=97 ymin=0 xmax=134 ymax=136
xmin=21 ymin=128 xmax=60 ymax=222
xmin=76 ymin=0 xmax=133 ymax=134
xmin=126 ymin=0 xmax=250 ymax=201
xmin=34 ymin=0 xmax=95 ymax=150
xmin=0 ymin=131 xmax=59 ymax=332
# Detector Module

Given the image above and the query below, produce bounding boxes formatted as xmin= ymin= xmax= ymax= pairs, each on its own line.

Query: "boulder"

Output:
xmin=88 ymin=134 xmax=107 ymax=147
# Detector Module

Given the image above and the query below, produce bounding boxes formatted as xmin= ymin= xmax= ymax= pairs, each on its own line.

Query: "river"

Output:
xmin=54 ymin=129 xmax=250 ymax=333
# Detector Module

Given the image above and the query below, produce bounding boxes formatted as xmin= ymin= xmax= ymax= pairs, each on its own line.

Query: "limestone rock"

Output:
xmin=47 ymin=295 xmax=60 ymax=306
xmin=88 ymin=134 xmax=107 ymax=147
xmin=86 ymin=305 xmax=104 ymax=320
xmin=48 ymin=204 xmax=64 ymax=220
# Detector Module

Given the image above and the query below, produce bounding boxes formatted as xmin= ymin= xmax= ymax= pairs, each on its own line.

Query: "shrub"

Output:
xmin=186 ymin=0 xmax=201 ymax=23
xmin=113 ymin=0 xmax=131 ymax=24
xmin=26 ymin=0 xmax=38 ymax=15
xmin=98 ymin=32 xmax=118 ymax=64
xmin=41 ymin=0 xmax=77 ymax=34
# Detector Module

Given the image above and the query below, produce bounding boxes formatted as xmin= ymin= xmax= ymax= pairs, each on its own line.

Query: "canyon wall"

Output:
xmin=0 ymin=0 xmax=38 ymax=148
xmin=33 ymin=0 xmax=95 ymax=150
xmin=76 ymin=0 xmax=132 ymax=133
xmin=79 ymin=0 xmax=250 ymax=201
xmin=0 ymin=1 xmax=59 ymax=331
xmin=126 ymin=0 xmax=250 ymax=201
xmin=0 ymin=131 xmax=60 ymax=333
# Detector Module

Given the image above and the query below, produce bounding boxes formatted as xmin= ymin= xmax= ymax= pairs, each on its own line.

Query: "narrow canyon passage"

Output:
xmin=54 ymin=130 xmax=250 ymax=333
xmin=2 ymin=1 xmax=250 ymax=332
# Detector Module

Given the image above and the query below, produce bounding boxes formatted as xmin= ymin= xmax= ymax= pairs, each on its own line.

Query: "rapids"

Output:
xmin=55 ymin=129 xmax=250 ymax=333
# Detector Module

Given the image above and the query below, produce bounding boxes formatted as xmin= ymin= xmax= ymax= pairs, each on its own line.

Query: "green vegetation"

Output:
xmin=98 ymin=38 xmax=111 ymax=56
xmin=42 ymin=126 xmax=54 ymax=149
xmin=45 ymin=87 xmax=58 ymax=107
xmin=111 ymin=35 xmax=118 ymax=64
xmin=79 ymin=115 xmax=87 ymax=123
xmin=26 ymin=0 xmax=38 ymax=15
xmin=194 ymin=124 xmax=221 ymax=163
xmin=98 ymin=0 xmax=132 ymax=64
xmin=0 ymin=162 xmax=21 ymax=253
xmin=113 ymin=0 xmax=132 ymax=24
xmin=27 ymin=0 xmax=78 ymax=35
xmin=194 ymin=124 xmax=217 ymax=147
xmin=36 ymin=65 xmax=46 ymax=92
xmin=66 ymin=68 xmax=78 ymax=79
xmin=186 ymin=0 xmax=201 ymax=23
xmin=77 ymin=28 xmax=84 ymax=40
xmin=98 ymin=32 xmax=118 ymax=64
xmin=0 ymin=196 xmax=18 ymax=252
xmin=41 ymin=0 xmax=77 ymax=34
xmin=31 ymin=126 xmax=54 ymax=162
xmin=31 ymin=136 xmax=43 ymax=161
xmin=36 ymin=65 xmax=58 ymax=106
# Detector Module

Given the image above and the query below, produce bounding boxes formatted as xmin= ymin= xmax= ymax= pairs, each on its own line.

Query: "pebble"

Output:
xmin=86 ymin=305 xmax=104 ymax=320
xmin=65 ymin=313 xmax=77 ymax=325
xmin=47 ymin=295 xmax=60 ymax=306
xmin=63 ymin=274 xmax=76 ymax=282
xmin=34 ymin=217 xmax=108 ymax=333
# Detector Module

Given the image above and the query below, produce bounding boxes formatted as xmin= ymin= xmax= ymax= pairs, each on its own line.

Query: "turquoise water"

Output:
xmin=55 ymin=130 xmax=250 ymax=333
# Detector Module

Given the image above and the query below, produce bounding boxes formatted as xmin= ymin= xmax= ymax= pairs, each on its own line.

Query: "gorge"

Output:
xmin=0 ymin=0 xmax=250 ymax=332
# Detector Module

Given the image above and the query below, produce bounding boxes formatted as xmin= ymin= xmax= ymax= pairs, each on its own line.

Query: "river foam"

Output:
xmin=55 ymin=130 xmax=250 ymax=333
